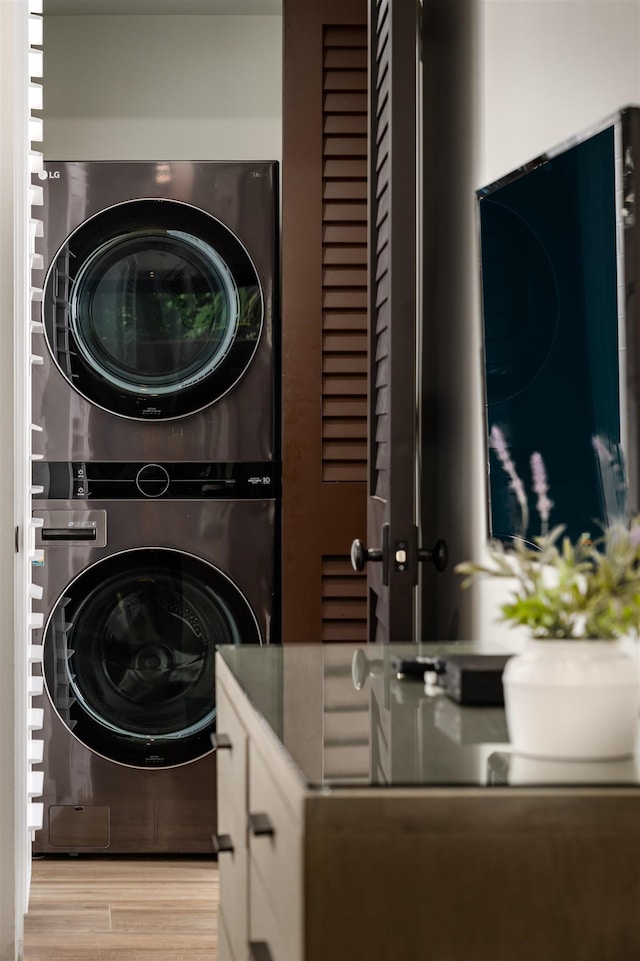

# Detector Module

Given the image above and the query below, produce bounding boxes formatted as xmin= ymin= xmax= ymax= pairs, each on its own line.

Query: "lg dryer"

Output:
xmin=32 ymin=160 xmax=278 ymax=463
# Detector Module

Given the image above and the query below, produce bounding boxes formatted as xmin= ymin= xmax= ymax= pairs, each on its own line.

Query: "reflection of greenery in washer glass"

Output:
xmin=90 ymin=246 xmax=231 ymax=378
xmin=237 ymin=286 xmax=262 ymax=338
xmin=70 ymin=224 xmax=264 ymax=398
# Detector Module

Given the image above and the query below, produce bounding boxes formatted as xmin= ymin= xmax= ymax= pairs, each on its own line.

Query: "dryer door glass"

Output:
xmin=43 ymin=199 xmax=263 ymax=420
xmin=43 ymin=548 xmax=262 ymax=768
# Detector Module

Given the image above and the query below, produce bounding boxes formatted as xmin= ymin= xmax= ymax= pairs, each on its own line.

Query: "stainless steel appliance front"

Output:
xmin=31 ymin=490 xmax=275 ymax=854
xmin=33 ymin=160 xmax=278 ymax=463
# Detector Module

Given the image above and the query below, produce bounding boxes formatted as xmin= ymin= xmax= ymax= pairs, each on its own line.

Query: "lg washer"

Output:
xmin=32 ymin=160 xmax=278 ymax=464
xmin=31 ymin=461 xmax=276 ymax=855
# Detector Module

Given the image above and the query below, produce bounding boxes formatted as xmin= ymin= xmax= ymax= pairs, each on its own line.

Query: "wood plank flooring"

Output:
xmin=24 ymin=857 xmax=219 ymax=961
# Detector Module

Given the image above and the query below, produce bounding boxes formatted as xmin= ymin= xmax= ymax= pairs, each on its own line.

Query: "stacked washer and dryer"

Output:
xmin=31 ymin=161 xmax=278 ymax=854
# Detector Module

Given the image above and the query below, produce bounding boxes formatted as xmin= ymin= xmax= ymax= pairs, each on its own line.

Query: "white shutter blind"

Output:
xmin=27 ymin=1 xmax=45 ymax=878
xmin=0 ymin=0 xmax=43 ymax=946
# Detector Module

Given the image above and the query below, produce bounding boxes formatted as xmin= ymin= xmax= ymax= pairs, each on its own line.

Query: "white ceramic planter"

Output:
xmin=502 ymin=640 xmax=640 ymax=760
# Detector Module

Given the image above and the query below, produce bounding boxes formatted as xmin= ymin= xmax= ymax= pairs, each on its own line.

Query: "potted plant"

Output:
xmin=456 ymin=426 xmax=640 ymax=760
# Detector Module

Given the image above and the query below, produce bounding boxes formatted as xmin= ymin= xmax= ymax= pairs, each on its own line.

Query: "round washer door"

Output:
xmin=43 ymin=548 xmax=262 ymax=768
xmin=42 ymin=199 xmax=263 ymax=420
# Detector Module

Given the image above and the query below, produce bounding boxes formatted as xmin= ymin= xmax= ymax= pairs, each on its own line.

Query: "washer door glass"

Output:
xmin=43 ymin=549 xmax=262 ymax=767
xmin=43 ymin=199 xmax=263 ymax=420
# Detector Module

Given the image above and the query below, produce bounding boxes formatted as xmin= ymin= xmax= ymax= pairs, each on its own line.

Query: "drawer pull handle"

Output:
xmin=210 ymin=732 xmax=232 ymax=750
xmin=211 ymin=833 xmax=234 ymax=854
xmin=41 ymin=527 xmax=97 ymax=542
xmin=248 ymin=812 xmax=275 ymax=837
xmin=249 ymin=940 xmax=274 ymax=961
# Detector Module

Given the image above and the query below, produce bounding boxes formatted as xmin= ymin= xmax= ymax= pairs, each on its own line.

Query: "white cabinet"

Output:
xmin=216 ymin=657 xmax=303 ymax=961
xmin=214 ymin=679 xmax=250 ymax=961
xmin=248 ymin=741 xmax=302 ymax=959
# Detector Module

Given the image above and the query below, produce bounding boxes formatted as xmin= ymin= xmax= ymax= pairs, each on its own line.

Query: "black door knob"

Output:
xmin=350 ymin=538 xmax=383 ymax=572
xmin=417 ymin=539 xmax=448 ymax=572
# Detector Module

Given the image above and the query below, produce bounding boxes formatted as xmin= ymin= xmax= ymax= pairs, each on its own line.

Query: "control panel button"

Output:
xmin=135 ymin=464 xmax=170 ymax=498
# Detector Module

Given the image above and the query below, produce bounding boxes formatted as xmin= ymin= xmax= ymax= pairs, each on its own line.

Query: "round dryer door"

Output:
xmin=42 ymin=199 xmax=263 ymax=420
xmin=42 ymin=548 xmax=262 ymax=768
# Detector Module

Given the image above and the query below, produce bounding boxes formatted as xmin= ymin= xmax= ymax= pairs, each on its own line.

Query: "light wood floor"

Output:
xmin=24 ymin=856 xmax=219 ymax=961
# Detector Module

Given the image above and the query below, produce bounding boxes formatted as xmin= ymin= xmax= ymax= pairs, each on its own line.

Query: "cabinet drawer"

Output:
xmin=216 ymin=679 xmax=248 ymax=835
xmin=248 ymin=740 xmax=302 ymax=956
xmin=250 ymin=861 xmax=299 ymax=961
xmin=218 ymin=906 xmax=235 ymax=961
xmin=216 ymin=679 xmax=249 ymax=961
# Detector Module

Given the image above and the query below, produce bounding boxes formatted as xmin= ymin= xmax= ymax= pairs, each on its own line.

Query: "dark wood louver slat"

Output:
xmin=323 ymin=181 xmax=367 ymax=200
xmin=322 ymin=555 xmax=367 ymax=641
xmin=324 ymin=116 xmax=368 ymax=135
xmin=324 ymin=47 xmax=368 ymax=69
xmin=282 ymin=0 xmax=368 ymax=644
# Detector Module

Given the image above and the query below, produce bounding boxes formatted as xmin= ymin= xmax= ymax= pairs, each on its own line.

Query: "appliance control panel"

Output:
xmin=33 ymin=461 xmax=278 ymax=500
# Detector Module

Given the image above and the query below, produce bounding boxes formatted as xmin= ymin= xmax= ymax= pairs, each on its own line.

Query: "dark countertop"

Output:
xmin=216 ymin=642 xmax=640 ymax=790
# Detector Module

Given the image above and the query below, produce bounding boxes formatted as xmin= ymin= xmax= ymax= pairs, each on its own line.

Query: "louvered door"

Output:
xmin=351 ymin=0 xmax=446 ymax=643
xmin=282 ymin=0 xmax=368 ymax=644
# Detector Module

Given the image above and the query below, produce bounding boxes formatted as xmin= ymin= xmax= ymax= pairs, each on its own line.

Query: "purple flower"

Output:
xmin=530 ymin=451 xmax=553 ymax=535
xmin=490 ymin=425 xmax=529 ymax=534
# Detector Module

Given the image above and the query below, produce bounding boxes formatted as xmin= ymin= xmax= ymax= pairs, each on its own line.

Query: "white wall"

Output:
xmin=480 ymin=0 xmax=640 ymax=186
xmin=470 ymin=0 xmax=640 ymax=642
xmin=42 ymin=14 xmax=282 ymax=160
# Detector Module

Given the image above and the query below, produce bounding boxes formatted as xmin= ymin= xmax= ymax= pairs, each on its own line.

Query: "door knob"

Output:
xmin=418 ymin=538 xmax=448 ymax=572
xmin=350 ymin=539 xmax=383 ymax=572
xmin=351 ymin=648 xmax=384 ymax=690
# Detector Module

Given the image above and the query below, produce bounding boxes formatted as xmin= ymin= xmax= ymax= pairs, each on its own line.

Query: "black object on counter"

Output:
xmin=391 ymin=655 xmax=446 ymax=679
xmin=439 ymin=654 xmax=512 ymax=706
xmin=392 ymin=653 xmax=513 ymax=706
